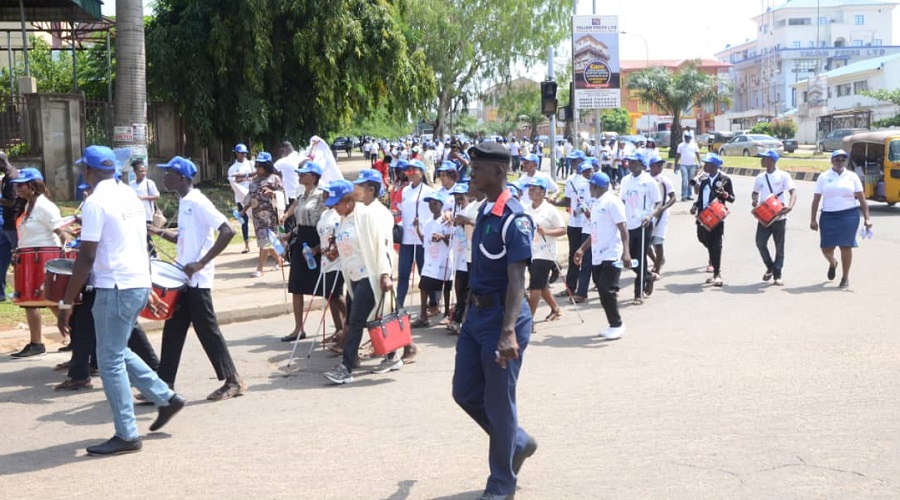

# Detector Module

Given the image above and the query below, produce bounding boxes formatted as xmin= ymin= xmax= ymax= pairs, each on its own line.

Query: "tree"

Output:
xmin=750 ymin=118 xmax=797 ymax=140
xmin=403 ymin=0 xmax=569 ymax=140
xmin=861 ymin=89 xmax=900 ymax=128
xmin=0 ymin=36 xmax=112 ymax=100
xmin=114 ymin=0 xmax=148 ymax=151
xmin=600 ymin=108 xmax=630 ymax=135
xmin=626 ymin=60 xmax=719 ymax=155
xmin=493 ymin=83 xmax=543 ymax=140
xmin=147 ymin=0 xmax=434 ymax=149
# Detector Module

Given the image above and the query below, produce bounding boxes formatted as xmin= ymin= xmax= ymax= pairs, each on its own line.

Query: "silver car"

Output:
xmin=717 ymin=134 xmax=784 ymax=157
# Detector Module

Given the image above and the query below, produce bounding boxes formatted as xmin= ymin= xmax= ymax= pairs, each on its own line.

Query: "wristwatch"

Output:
xmin=57 ymin=300 xmax=73 ymax=310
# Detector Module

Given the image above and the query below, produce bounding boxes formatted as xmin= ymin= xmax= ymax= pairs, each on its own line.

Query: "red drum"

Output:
xmin=140 ymin=259 xmax=188 ymax=321
xmin=751 ymin=194 xmax=785 ymax=227
xmin=43 ymin=258 xmax=85 ymax=304
xmin=14 ymin=246 xmax=66 ymax=306
xmin=698 ymin=200 xmax=729 ymax=231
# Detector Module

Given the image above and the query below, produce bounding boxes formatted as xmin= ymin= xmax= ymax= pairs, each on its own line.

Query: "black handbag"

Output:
xmin=392 ymin=223 xmax=403 ymax=244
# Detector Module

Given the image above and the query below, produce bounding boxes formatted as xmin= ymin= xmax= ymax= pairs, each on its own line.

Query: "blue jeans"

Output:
xmin=93 ymin=287 xmax=174 ymax=441
xmin=0 ymin=229 xmax=17 ymax=297
xmin=237 ymin=202 xmax=250 ymax=242
xmin=680 ymin=164 xmax=698 ymax=199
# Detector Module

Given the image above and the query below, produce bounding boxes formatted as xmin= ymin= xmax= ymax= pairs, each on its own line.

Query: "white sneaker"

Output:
xmin=602 ymin=325 xmax=625 ymax=341
xmin=324 ymin=363 xmax=354 ymax=384
xmin=371 ymin=356 xmax=403 ymax=374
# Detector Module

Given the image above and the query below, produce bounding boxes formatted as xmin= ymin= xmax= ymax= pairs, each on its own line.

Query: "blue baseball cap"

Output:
xmin=521 ymin=153 xmax=540 ymax=164
xmin=77 ymin=182 xmax=91 ymax=190
xmin=324 ymin=180 xmax=354 ymax=207
xmin=589 ymin=157 xmax=601 ymax=168
xmin=437 ymin=161 xmax=456 ymax=172
xmin=589 ymin=172 xmax=611 ymax=188
xmin=625 ymin=152 xmax=644 ymax=163
xmin=524 ymin=176 xmax=550 ymax=191
xmin=78 ymin=145 xmax=117 ymax=170
xmin=393 ymin=159 xmax=409 ymax=170
xmin=234 ymin=143 xmax=249 ymax=154
xmin=702 ymin=153 xmax=723 ymax=167
xmin=507 ymin=182 xmax=522 ymax=197
xmin=157 ymin=156 xmax=198 ymax=179
xmin=11 ymin=167 xmax=44 ymax=183
xmin=647 ymin=155 xmax=666 ymax=167
xmin=296 ymin=162 xmax=323 ymax=176
xmin=405 ymin=159 xmax=427 ymax=171
xmin=831 ymin=149 xmax=849 ymax=159
xmin=566 ymin=150 xmax=587 ymax=161
xmin=353 ymin=169 xmax=383 ymax=185
xmin=578 ymin=162 xmax=593 ymax=173
xmin=449 ymin=183 xmax=469 ymax=195
xmin=758 ymin=150 xmax=780 ymax=162
xmin=423 ymin=191 xmax=448 ymax=204
xmin=256 ymin=151 xmax=274 ymax=163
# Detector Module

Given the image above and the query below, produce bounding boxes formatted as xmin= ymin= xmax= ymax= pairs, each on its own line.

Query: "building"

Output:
xmin=790 ymin=51 xmax=900 ymax=143
xmin=620 ymin=58 xmax=731 ymax=135
xmin=715 ymin=0 xmax=900 ymax=130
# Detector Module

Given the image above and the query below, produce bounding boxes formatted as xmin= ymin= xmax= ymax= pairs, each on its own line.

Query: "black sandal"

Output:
xmin=280 ymin=332 xmax=307 ymax=342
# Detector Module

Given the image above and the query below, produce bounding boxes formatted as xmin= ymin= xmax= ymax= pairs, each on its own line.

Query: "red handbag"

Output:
xmin=367 ymin=291 xmax=412 ymax=356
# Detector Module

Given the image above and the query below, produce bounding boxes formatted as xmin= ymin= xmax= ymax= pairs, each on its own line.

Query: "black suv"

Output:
xmin=331 ymin=137 xmax=353 ymax=158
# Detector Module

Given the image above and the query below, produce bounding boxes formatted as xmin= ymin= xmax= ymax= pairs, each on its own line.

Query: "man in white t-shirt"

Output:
xmin=676 ymin=132 xmax=701 ymax=201
xmin=647 ymin=155 xmax=677 ymax=277
xmin=128 ymin=159 xmax=160 ymax=257
xmin=752 ymin=150 xmax=797 ymax=285
xmin=57 ymin=145 xmax=184 ymax=456
xmin=574 ymin=172 xmax=631 ymax=340
xmin=275 ymin=141 xmax=303 ymax=202
xmin=551 ymin=153 xmax=592 ymax=302
xmin=518 ymin=154 xmax=559 ymax=197
xmin=228 ymin=143 xmax=253 ymax=253
xmin=149 ymin=156 xmax=245 ymax=401
xmin=620 ymin=153 xmax=662 ymax=303
xmin=509 ymin=139 xmax=521 ymax=172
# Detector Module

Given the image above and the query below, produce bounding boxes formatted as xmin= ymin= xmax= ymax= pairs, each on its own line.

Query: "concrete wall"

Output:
xmin=23 ymin=93 xmax=83 ymax=202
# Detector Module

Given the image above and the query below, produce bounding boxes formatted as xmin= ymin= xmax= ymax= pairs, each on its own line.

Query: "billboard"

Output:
xmin=572 ymin=15 xmax=620 ymax=110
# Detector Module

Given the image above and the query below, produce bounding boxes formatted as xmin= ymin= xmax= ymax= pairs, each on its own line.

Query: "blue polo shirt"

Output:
xmin=469 ymin=189 xmax=533 ymax=295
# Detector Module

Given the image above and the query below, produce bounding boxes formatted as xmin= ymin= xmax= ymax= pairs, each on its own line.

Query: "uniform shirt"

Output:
xmin=317 ymin=208 xmax=341 ymax=273
xmin=400 ymin=182 xmax=434 ymax=245
xmin=652 ymin=173 xmax=676 ymax=237
xmin=420 ymin=217 xmax=453 ymax=281
xmin=753 ymin=168 xmax=796 ymax=221
xmin=335 ymin=210 xmax=367 ymax=282
xmin=18 ymin=195 xmax=63 ymax=248
xmin=677 ymin=141 xmax=700 ymax=166
xmin=227 ymin=159 xmax=254 ymax=204
xmin=80 ymin=179 xmax=151 ymax=289
xmin=620 ymin=171 xmax=662 ymax=230
xmin=275 ymin=152 xmax=302 ymax=199
xmin=517 ymin=171 xmax=560 ymax=196
xmin=469 ymin=190 xmax=532 ymax=295
xmin=815 ymin=168 xmax=862 ymax=212
xmin=564 ymin=173 xmax=591 ymax=228
xmin=129 ymin=177 xmax=159 ymax=222
xmin=174 ymin=189 xmax=227 ymax=288
xmin=589 ymin=190 xmax=626 ymax=263
xmin=524 ymin=199 xmax=564 ymax=261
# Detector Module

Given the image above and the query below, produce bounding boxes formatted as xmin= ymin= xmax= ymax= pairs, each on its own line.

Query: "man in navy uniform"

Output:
xmin=452 ymin=141 xmax=538 ymax=500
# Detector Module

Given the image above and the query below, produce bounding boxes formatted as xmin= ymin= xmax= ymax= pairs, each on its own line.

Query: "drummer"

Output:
xmin=751 ymin=150 xmax=796 ymax=286
xmin=149 ymin=156 xmax=246 ymax=401
xmin=10 ymin=168 xmax=69 ymax=358
xmin=690 ymin=154 xmax=735 ymax=287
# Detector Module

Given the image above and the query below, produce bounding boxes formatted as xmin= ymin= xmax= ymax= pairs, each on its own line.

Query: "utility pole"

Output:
xmin=18 ymin=0 xmax=30 ymax=77
xmin=593 ymin=0 xmax=602 ymax=152
xmin=572 ymin=0 xmax=578 ymax=146
xmin=549 ymin=46 xmax=557 ymax=182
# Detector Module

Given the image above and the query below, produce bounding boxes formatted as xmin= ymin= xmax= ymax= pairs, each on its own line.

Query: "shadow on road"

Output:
xmin=384 ymin=479 xmax=418 ymax=500
xmin=781 ymin=283 xmax=848 ymax=295
xmin=530 ymin=334 xmax=609 ymax=349
xmin=721 ymin=282 xmax=768 ymax=295
xmin=663 ymin=283 xmax=706 ymax=295
xmin=0 ymin=439 xmax=99 ymax=476
xmin=427 ymin=491 xmax=485 ymax=500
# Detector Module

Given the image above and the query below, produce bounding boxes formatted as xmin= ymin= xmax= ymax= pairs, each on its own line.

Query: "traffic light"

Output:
xmin=541 ymin=80 xmax=558 ymax=116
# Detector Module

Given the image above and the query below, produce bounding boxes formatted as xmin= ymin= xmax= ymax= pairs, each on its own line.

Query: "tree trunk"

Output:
xmin=434 ymin=89 xmax=451 ymax=141
xmin=113 ymin=0 xmax=148 ymax=161
xmin=668 ymin=112 xmax=682 ymax=158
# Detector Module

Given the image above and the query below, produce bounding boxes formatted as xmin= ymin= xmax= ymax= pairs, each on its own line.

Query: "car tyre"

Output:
xmin=718 ymin=148 xmax=726 ymax=156
xmin=742 ymin=149 xmax=750 ymax=157
xmin=817 ymin=142 xmax=825 ymax=152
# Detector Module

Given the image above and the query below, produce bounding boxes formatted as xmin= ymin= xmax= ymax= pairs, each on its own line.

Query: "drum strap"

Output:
xmin=764 ymin=173 xmax=783 ymax=200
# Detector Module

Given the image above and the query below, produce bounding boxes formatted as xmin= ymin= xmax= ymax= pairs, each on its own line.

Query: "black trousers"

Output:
xmin=343 ymin=279 xmax=376 ymax=373
xmin=756 ymin=220 xmax=786 ymax=278
xmin=157 ymin=287 xmax=238 ymax=388
xmin=68 ymin=290 xmax=158 ymax=380
xmin=452 ymin=270 xmax=469 ymax=324
xmin=697 ymin=222 xmax=725 ymax=276
xmin=628 ymin=226 xmax=652 ymax=298
xmin=591 ymin=262 xmax=622 ymax=328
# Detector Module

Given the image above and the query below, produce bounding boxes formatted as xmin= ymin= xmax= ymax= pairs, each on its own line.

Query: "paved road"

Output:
xmin=2 ymin=174 xmax=900 ymax=499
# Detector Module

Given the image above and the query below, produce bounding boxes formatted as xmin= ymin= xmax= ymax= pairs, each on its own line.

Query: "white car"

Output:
xmin=717 ymin=134 xmax=784 ymax=157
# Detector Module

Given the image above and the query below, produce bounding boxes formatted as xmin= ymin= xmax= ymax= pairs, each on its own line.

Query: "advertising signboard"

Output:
xmin=572 ymin=15 xmax=620 ymax=110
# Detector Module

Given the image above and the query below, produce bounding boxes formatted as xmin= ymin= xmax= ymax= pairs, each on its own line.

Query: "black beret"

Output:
xmin=469 ymin=142 xmax=510 ymax=162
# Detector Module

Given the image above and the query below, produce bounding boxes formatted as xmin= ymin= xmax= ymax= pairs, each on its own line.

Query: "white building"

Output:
xmin=790 ymin=52 xmax=900 ymax=143
xmin=715 ymin=0 xmax=900 ymax=130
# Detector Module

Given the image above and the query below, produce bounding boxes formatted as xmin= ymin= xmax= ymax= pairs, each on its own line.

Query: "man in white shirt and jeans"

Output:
xmin=57 ymin=145 xmax=185 ymax=456
xmin=676 ymin=132 xmax=701 ymax=201
xmin=752 ymin=150 xmax=797 ymax=285
xmin=150 ymin=156 xmax=245 ymax=401
xmin=228 ymin=143 xmax=253 ymax=253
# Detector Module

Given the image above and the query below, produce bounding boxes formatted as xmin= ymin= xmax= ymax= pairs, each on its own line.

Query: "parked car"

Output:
xmin=782 ymin=138 xmax=798 ymax=153
xmin=817 ymin=128 xmax=868 ymax=152
xmin=651 ymin=131 xmax=671 ymax=147
xmin=331 ymin=136 xmax=353 ymax=158
xmin=717 ymin=134 xmax=784 ymax=157
xmin=708 ymin=131 xmax=736 ymax=153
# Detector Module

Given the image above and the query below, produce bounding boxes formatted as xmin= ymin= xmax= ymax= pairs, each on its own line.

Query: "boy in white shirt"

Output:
xmin=620 ymin=153 xmax=662 ymax=304
xmin=227 ymin=143 xmax=253 ymax=253
xmin=647 ymin=155 xmax=677 ymax=277
xmin=128 ymin=159 xmax=160 ymax=257
xmin=411 ymin=192 xmax=453 ymax=328
xmin=751 ymin=150 xmax=797 ymax=285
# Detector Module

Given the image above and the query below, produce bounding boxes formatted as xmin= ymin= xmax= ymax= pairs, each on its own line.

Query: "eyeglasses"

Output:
xmin=833 ymin=157 xmax=849 ymax=162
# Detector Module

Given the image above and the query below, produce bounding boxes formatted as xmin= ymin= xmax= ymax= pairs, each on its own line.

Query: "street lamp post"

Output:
xmin=620 ymin=31 xmax=649 ymax=67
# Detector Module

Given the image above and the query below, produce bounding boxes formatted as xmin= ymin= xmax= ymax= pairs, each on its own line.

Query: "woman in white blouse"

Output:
xmin=10 ymin=168 xmax=68 ymax=358
xmin=523 ymin=176 xmax=566 ymax=323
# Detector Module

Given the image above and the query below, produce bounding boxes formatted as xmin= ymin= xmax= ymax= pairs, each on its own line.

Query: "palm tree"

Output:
xmin=626 ymin=60 xmax=719 ymax=155
xmin=113 ymin=0 xmax=147 ymax=152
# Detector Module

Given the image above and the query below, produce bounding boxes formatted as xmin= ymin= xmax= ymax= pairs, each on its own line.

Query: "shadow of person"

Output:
xmin=662 ymin=283 xmax=706 ymax=295
xmin=721 ymin=282 xmax=768 ymax=295
xmin=427 ymin=490 xmax=485 ymax=500
xmin=0 ymin=439 xmax=99 ymax=476
xmin=384 ymin=479 xmax=418 ymax=500
xmin=528 ymin=334 xmax=609 ymax=349
xmin=782 ymin=283 xmax=847 ymax=295
xmin=37 ymin=400 xmax=110 ymax=426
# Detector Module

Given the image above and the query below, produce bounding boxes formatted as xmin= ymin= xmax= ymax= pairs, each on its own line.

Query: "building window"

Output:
xmin=853 ymin=81 xmax=869 ymax=94
xmin=818 ymin=16 xmax=828 ymax=25
xmin=873 ymin=39 xmax=883 ymax=46
xmin=855 ymin=15 xmax=864 ymax=25
xmin=788 ymin=18 xmax=811 ymax=26
xmin=852 ymin=39 xmax=863 ymax=47
xmin=793 ymin=41 xmax=801 ymax=48
xmin=809 ymin=41 xmax=815 ymax=47
xmin=820 ymin=40 xmax=827 ymax=47
xmin=802 ymin=91 xmax=808 ymax=103
xmin=836 ymin=83 xmax=852 ymax=97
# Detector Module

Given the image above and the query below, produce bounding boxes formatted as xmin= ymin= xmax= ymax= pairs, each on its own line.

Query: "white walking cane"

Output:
xmin=286 ymin=267 xmax=323 ymax=367
xmin=307 ymin=268 xmax=341 ymax=359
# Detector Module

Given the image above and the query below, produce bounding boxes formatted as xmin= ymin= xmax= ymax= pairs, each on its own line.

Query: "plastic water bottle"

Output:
xmin=268 ymin=230 xmax=285 ymax=255
xmin=232 ymin=207 xmax=242 ymax=220
xmin=302 ymin=243 xmax=317 ymax=270
xmin=613 ymin=259 xmax=640 ymax=269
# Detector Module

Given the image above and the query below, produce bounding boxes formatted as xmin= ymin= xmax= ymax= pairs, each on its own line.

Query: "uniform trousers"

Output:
xmin=564 ymin=227 xmax=592 ymax=297
xmin=452 ymin=270 xmax=469 ymax=324
xmin=628 ymin=226 xmax=652 ymax=298
xmin=697 ymin=222 xmax=725 ymax=276
xmin=756 ymin=219 xmax=786 ymax=279
xmin=157 ymin=287 xmax=238 ymax=388
xmin=453 ymin=296 xmax=533 ymax=496
xmin=592 ymin=262 xmax=623 ymax=327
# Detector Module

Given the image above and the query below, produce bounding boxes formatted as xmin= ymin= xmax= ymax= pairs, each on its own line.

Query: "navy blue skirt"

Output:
xmin=819 ymin=208 xmax=859 ymax=248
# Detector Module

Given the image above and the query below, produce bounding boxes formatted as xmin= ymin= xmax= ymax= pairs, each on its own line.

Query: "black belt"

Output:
xmin=469 ymin=293 xmax=499 ymax=309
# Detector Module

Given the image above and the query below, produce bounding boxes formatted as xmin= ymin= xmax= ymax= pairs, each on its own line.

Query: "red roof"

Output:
xmin=620 ymin=58 xmax=731 ymax=71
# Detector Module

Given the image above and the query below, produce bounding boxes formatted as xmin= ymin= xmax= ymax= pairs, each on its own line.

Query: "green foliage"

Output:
xmin=7 ymin=142 xmax=30 ymax=157
xmin=749 ymin=118 xmax=797 ymax=139
xmin=600 ymin=108 xmax=630 ymax=135
xmin=403 ymin=0 xmax=570 ymax=138
xmin=626 ymin=60 xmax=719 ymax=152
xmin=493 ymin=82 xmax=543 ymax=140
xmin=146 ymin=0 xmax=434 ymax=149
xmin=0 ymin=36 xmax=112 ymax=100
xmin=861 ymin=89 xmax=900 ymax=128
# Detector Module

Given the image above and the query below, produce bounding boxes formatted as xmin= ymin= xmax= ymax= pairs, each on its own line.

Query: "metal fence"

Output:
xmin=84 ymin=99 xmax=113 ymax=147
xmin=0 ymin=96 xmax=26 ymax=154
